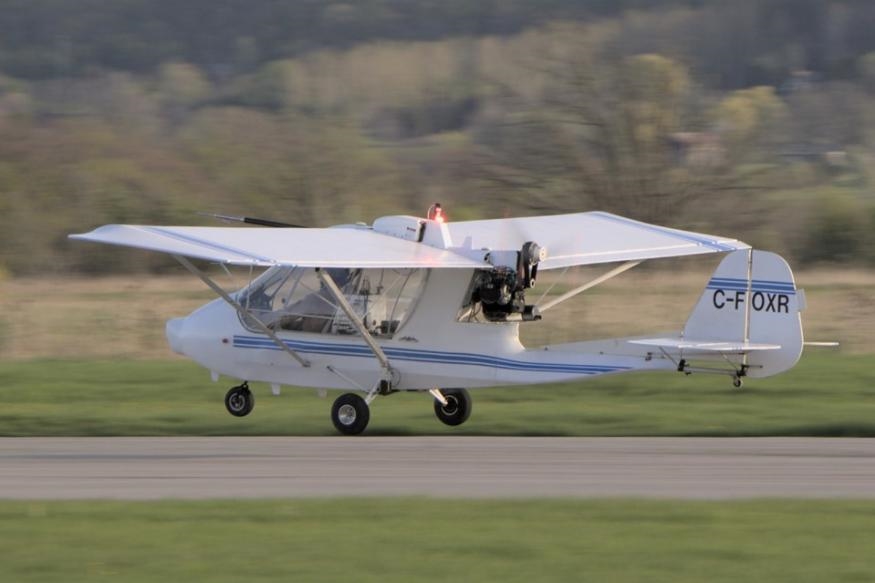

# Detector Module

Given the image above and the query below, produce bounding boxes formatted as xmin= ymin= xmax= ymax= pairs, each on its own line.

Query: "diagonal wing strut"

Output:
xmin=172 ymin=255 xmax=311 ymax=368
xmin=537 ymin=260 xmax=641 ymax=313
xmin=315 ymin=268 xmax=395 ymax=396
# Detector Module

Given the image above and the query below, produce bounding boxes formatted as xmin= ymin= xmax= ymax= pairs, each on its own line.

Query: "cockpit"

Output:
xmin=235 ymin=266 xmax=428 ymax=338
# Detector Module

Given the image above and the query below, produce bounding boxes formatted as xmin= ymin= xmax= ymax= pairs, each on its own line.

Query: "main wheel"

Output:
xmin=225 ymin=384 xmax=255 ymax=417
xmin=433 ymin=388 xmax=472 ymax=426
xmin=331 ymin=393 xmax=370 ymax=435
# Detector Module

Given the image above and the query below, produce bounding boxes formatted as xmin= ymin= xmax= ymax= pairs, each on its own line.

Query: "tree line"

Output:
xmin=1 ymin=0 xmax=875 ymax=275
xmin=3 ymin=0 xmax=874 ymax=90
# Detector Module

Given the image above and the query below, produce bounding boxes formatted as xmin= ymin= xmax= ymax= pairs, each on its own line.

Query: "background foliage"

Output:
xmin=2 ymin=0 xmax=875 ymax=274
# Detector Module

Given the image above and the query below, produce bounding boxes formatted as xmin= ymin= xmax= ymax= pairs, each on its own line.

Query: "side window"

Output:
xmin=237 ymin=267 xmax=426 ymax=337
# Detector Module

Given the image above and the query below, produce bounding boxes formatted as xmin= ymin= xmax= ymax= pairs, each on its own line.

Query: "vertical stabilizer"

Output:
xmin=684 ymin=250 xmax=803 ymax=378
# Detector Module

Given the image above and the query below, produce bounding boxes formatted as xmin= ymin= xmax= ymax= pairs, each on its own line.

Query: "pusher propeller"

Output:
xmin=198 ymin=212 xmax=307 ymax=228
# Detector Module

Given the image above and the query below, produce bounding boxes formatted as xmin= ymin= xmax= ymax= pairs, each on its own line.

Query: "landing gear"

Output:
xmin=732 ymin=364 xmax=748 ymax=389
xmin=331 ymin=393 xmax=370 ymax=435
xmin=225 ymin=382 xmax=255 ymax=417
xmin=433 ymin=388 xmax=472 ymax=426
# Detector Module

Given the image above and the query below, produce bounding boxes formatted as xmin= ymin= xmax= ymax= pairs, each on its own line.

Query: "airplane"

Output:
xmin=70 ymin=204 xmax=809 ymax=435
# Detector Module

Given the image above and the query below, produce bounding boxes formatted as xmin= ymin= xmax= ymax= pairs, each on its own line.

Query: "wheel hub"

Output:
xmin=337 ymin=403 xmax=357 ymax=425
xmin=229 ymin=393 xmax=246 ymax=411
xmin=442 ymin=396 xmax=459 ymax=416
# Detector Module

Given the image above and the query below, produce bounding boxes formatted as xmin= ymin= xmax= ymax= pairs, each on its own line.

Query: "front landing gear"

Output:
xmin=225 ymin=382 xmax=255 ymax=417
xmin=331 ymin=393 xmax=370 ymax=435
xmin=433 ymin=388 xmax=472 ymax=427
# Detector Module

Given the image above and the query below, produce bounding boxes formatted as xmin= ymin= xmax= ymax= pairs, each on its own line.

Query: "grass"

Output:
xmin=1 ymin=352 xmax=873 ymax=436
xmin=1 ymin=499 xmax=874 ymax=582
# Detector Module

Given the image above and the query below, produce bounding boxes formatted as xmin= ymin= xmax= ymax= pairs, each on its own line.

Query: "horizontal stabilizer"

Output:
xmin=628 ymin=337 xmax=781 ymax=353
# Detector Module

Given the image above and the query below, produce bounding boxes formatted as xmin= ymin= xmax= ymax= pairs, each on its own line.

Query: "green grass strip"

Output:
xmin=1 ymin=499 xmax=874 ymax=582
xmin=1 ymin=352 xmax=874 ymax=436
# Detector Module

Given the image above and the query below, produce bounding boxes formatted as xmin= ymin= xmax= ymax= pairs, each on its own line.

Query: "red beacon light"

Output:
xmin=427 ymin=202 xmax=446 ymax=223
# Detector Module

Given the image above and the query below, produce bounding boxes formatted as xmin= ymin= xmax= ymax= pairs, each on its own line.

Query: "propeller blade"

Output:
xmin=198 ymin=212 xmax=307 ymax=228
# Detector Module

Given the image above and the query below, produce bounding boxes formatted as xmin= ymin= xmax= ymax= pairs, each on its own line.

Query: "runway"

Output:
xmin=1 ymin=437 xmax=873 ymax=500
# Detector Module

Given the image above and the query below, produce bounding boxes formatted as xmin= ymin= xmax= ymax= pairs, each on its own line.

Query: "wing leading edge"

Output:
xmin=446 ymin=211 xmax=749 ymax=269
xmin=69 ymin=224 xmax=490 ymax=269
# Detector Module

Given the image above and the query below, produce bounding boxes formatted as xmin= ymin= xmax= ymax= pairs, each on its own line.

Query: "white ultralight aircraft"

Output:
xmin=71 ymin=205 xmax=808 ymax=435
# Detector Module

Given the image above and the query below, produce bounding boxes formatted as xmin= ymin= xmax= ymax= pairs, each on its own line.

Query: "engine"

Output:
xmin=472 ymin=241 xmax=544 ymax=322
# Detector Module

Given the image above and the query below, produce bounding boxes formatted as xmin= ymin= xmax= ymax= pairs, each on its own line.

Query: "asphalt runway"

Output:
xmin=1 ymin=437 xmax=873 ymax=500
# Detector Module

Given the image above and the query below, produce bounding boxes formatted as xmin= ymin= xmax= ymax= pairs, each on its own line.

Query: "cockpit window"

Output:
xmin=236 ymin=266 xmax=427 ymax=337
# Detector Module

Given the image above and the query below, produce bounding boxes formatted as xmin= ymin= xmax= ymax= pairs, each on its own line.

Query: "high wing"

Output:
xmin=71 ymin=211 xmax=748 ymax=270
xmin=446 ymin=211 xmax=749 ymax=270
xmin=70 ymin=224 xmax=489 ymax=269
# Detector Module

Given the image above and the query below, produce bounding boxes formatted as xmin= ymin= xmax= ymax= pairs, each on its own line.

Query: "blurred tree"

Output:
xmin=0 ymin=0 xmax=691 ymax=78
xmin=472 ymin=48 xmax=739 ymax=225
xmin=235 ymin=60 xmax=297 ymax=110
xmin=857 ymin=52 xmax=875 ymax=93
xmin=798 ymin=192 xmax=868 ymax=264
xmin=714 ymin=86 xmax=789 ymax=158
xmin=157 ymin=62 xmax=211 ymax=119
xmin=179 ymin=107 xmax=406 ymax=226
xmin=784 ymin=82 xmax=868 ymax=150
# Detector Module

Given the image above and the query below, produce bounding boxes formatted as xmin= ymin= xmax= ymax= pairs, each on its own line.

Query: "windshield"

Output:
xmin=236 ymin=266 xmax=427 ymax=337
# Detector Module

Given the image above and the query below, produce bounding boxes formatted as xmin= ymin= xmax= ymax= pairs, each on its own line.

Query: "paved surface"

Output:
xmin=1 ymin=437 xmax=873 ymax=499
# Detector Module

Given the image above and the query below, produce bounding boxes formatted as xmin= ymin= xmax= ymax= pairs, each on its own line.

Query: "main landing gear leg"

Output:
xmin=225 ymin=382 xmax=255 ymax=417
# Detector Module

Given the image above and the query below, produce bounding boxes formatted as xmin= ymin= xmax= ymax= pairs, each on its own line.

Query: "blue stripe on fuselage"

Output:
xmin=231 ymin=335 xmax=629 ymax=375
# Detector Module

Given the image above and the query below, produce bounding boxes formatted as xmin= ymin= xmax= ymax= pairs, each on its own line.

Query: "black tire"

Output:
xmin=433 ymin=388 xmax=472 ymax=426
xmin=331 ymin=393 xmax=370 ymax=435
xmin=225 ymin=385 xmax=255 ymax=417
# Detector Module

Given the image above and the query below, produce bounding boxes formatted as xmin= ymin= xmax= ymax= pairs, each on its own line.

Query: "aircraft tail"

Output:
xmin=682 ymin=249 xmax=804 ymax=378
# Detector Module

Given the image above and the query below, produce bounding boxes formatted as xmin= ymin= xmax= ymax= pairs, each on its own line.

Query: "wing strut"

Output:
xmin=172 ymin=255 xmax=311 ymax=368
xmin=316 ymin=268 xmax=395 ymax=391
xmin=537 ymin=261 xmax=641 ymax=313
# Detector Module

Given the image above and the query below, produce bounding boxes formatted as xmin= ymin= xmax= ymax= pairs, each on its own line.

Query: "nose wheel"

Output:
xmin=225 ymin=382 xmax=255 ymax=417
xmin=433 ymin=388 xmax=472 ymax=426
